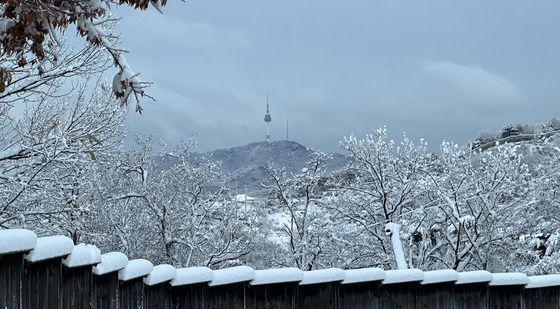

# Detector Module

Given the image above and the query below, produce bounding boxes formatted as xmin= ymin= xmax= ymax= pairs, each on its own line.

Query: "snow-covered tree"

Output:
xmin=331 ymin=128 xmax=430 ymax=269
xmin=83 ymin=139 xmax=256 ymax=268
xmin=0 ymin=78 xmax=125 ymax=238
xmin=264 ymin=152 xmax=337 ymax=270
xmin=0 ymin=0 xmax=165 ymax=111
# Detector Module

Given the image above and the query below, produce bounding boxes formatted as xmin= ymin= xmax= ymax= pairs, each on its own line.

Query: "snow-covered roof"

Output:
xmin=250 ymin=268 xmax=304 ymax=286
xmin=382 ymin=269 xmax=424 ymax=285
xmin=24 ymin=235 xmax=74 ymax=263
xmin=119 ymin=259 xmax=154 ymax=281
xmin=0 ymin=229 xmax=37 ymax=255
xmin=455 ymin=271 xmax=493 ymax=285
xmin=526 ymin=275 xmax=560 ymax=289
xmin=170 ymin=267 xmax=213 ymax=286
xmin=235 ymin=194 xmax=256 ymax=202
xmin=209 ymin=266 xmax=255 ymax=286
xmin=299 ymin=268 xmax=345 ymax=285
xmin=144 ymin=264 xmax=177 ymax=286
xmin=62 ymin=244 xmax=101 ymax=268
xmin=93 ymin=252 xmax=129 ymax=275
xmin=342 ymin=268 xmax=385 ymax=285
xmin=421 ymin=269 xmax=458 ymax=285
xmin=489 ymin=273 xmax=529 ymax=286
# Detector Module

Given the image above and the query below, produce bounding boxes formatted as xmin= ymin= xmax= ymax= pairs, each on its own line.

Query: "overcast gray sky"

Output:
xmin=115 ymin=0 xmax=560 ymax=152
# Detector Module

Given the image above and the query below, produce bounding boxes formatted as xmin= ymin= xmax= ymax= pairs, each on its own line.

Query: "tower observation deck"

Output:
xmin=264 ymin=95 xmax=272 ymax=141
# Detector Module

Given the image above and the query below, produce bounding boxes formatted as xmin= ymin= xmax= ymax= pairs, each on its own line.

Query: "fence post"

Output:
xmin=338 ymin=268 xmax=384 ymax=309
xmin=379 ymin=268 xmax=424 ymax=309
xmin=246 ymin=267 xmax=303 ymax=309
xmin=143 ymin=264 xmax=177 ymax=309
xmin=453 ymin=270 xmax=492 ymax=309
xmin=416 ymin=269 xmax=457 ymax=309
xmin=169 ymin=267 xmax=213 ymax=309
xmin=118 ymin=259 xmax=154 ymax=309
xmin=0 ymin=229 xmax=37 ymax=309
xmin=206 ymin=266 xmax=255 ymax=309
xmin=524 ymin=275 xmax=560 ymax=309
xmin=297 ymin=268 xmax=345 ymax=309
xmin=92 ymin=252 xmax=129 ymax=309
xmin=61 ymin=244 xmax=102 ymax=309
xmin=22 ymin=235 xmax=74 ymax=309
xmin=487 ymin=273 xmax=528 ymax=309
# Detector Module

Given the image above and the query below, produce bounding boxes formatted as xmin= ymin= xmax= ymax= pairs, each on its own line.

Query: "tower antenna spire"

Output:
xmin=264 ymin=92 xmax=272 ymax=141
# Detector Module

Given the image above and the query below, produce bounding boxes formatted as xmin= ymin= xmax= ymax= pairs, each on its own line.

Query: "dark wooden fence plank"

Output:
xmin=22 ymin=259 xmax=63 ymax=309
xmin=416 ymin=283 xmax=454 ymax=309
xmin=380 ymin=283 xmax=418 ymax=309
xmin=170 ymin=283 xmax=208 ymax=309
xmin=144 ymin=282 xmax=172 ymax=309
xmin=298 ymin=282 xmax=339 ymax=309
xmin=488 ymin=286 xmax=524 ymax=309
xmin=524 ymin=286 xmax=560 ymax=309
xmin=206 ymin=282 xmax=246 ymax=309
xmin=0 ymin=253 xmax=24 ymax=309
xmin=92 ymin=272 xmax=119 ymax=309
xmin=338 ymin=282 xmax=381 ymax=309
xmin=246 ymin=282 xmax=298 ymax=309
xmin=453 ymin=283 xmax=488 ymax=309
xmin=119 ymin=278 xmax=145 ymax=309
xmin=62 ymin=265 xmax=93 ymax=309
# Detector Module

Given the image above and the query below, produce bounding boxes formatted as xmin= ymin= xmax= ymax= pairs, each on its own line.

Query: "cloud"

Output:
xmin=423 ymin=61 xmax=521 ymax=104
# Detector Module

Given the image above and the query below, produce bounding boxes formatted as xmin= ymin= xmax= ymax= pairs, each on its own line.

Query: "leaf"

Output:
xmin=87 ymin=134 xmax=102 ymax=145
xmin=88 ymin=151 xmax=96 ymax=161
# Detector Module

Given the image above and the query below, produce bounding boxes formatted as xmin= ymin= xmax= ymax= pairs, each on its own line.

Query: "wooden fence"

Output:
xmin=1 ymin=229 xmax=560 ymax=309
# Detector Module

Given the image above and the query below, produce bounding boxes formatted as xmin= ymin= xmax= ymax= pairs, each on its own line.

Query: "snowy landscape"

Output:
xmin=2 ymin=0 xmax=560 ymax=284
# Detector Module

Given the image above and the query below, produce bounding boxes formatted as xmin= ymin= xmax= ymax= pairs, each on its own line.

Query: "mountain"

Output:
xmin=205 ymin=140 xmax=350 ymax=194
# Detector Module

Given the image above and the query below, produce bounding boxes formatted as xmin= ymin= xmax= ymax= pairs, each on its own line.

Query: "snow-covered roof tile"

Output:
xmin=489 ymin=273 xmax=529 ymax=286
xmin=62 ymin=244 xmax=101 ymax=268
xmin=250 ymin=268 xmax=304 ymax=286
xmin=342 ymin=268 xmax=385 ymax=285
xmin=93 ymin=252 xmax=128 ymax=275
xmin=382 ymin=269 xmax=424 ymax=285
xmin=0 ymin=229 xmax=37 ymax=255
xmin=119 ymin=259 xmax=154 ymax=281
xmin=144 ymin=264 xmax=177 ymax=286
xmin=526 ymin=275 xmax=560 ymax=289
xmin=299 ymin=268 xmax=345 ymax=285
xmin=24 ymin=235 xmax=73 ymax=263
xmin=170 ymin=267 xmax=213 ymax=286
xmin=421 ymin=269 xmax=458 ymax=285
xmin=209 ymin=266 xmax=255 ymax=286
xmin=455 ymin=271 xmax=493 ymax=285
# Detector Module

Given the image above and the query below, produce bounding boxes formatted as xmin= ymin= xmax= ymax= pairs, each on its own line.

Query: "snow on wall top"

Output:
xmin=382 ymin=269 xmax=424 ymax=285
xmin=455 ymin=271 xmax=493 ymax=285
xmin=299 ymin=268 xmax=345 ymax=285
xmin=24 ymin=235 xmax=74 ymax=263
xmin=526 ymin=274 xmax=560 ymax=289
xmin=144 ymin=264 xmax=177 ymax=286
xmin=170 ymin=267 xmax=213 ymax=286
xmin=93 ymin=252 xmax=129 ymax=275
xmin=209 ymin=266 xmax=255 ymax=286
xmin=489 ymin=273 xmax=529 ymax=286
xmin=250 ymin=268 xmax=304 ymax=286
xmin=0 ymin=229 xmax=37 ymax=255
xmin=119 ymin=259 xmax=154 ymax=281
xmin=421 ymin=269 xmax=458 ymax=285
xmin=62 ymin=244 xmax=101 ymax=268
xmin=342 ymin=268 xmax=385 ymax=285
